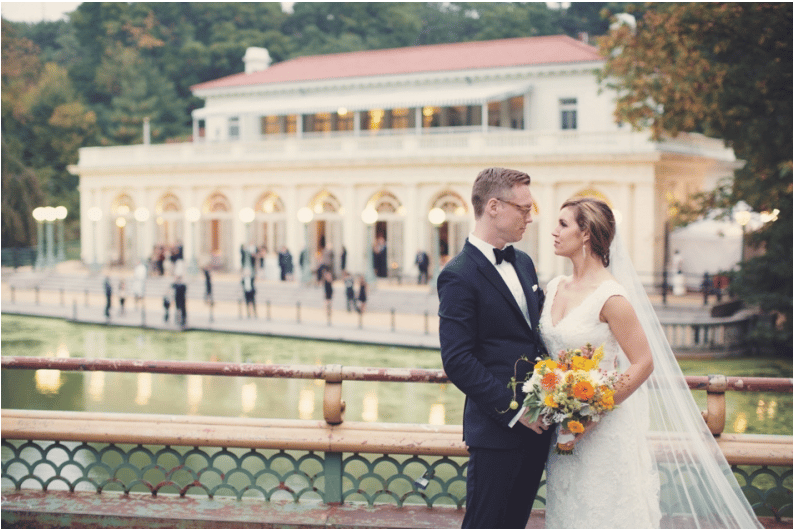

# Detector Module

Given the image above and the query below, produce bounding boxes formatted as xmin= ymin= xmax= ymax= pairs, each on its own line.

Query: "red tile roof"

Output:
xmin=192 ymin=35 xmax=602 ymax=92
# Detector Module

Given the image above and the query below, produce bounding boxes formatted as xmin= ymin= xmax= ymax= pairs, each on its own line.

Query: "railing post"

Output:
xmin=296 ymin=301 xmax=301 ymax=323
xmin=702 ymin=374 xmax=727 ymax=435
xmin=10 ymin=285 xmax=14 ymax=303
xmin=85 ymin=289 xmax=89 ymax=307
xmin=322 ymin=364 xmax=346 ymax=425
xmin=266 ymin=300 xmax=271 ymax=321
xmin=424 ymin=310 xmax=429 ymax=335
xmin=72 ymin=299 xmax=77 ymax=321
xmin=323 ymin=451 xmax=343 ymax=505
xmin=60 ymin=289 xmax=65 ymax=306
xmin=391 ymin=308 xmax=395 ymax=332
xmin=35 ymin=286 xmax=39 ymax=305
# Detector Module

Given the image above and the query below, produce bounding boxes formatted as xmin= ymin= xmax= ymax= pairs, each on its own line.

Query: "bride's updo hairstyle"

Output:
xmin=561 ymin=197 xmax=616 ymax=267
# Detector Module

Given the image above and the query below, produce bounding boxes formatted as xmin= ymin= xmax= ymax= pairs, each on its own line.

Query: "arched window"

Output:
xmin=366 ymin=190 xmax=403 ymax=215
xmin=203 ymin=192 xmax=231 ymax=214
xmin=309 ymin=191 xmax=341 ymax=215
xmin=112 ymin=194 xmax=135 ymax=216
xmin=156 ymin=193 xmax=182 ymax=214
xmin=256 ymin=191 xmax=285 ymax=214
xmin=431 ymin=190 xmax=468 ymax=217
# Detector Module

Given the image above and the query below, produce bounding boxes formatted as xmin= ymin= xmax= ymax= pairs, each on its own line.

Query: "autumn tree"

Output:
xmin=598 ymin=3 xmax=792 ymax=351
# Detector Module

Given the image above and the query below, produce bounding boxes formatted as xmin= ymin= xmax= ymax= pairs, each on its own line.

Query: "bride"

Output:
xmin=540 ymin=197 xmax=763 ymax=529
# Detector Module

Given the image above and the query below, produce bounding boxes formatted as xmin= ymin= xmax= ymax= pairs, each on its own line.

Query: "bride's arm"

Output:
xmin=601 ymin=295 xmax=654 ymax=405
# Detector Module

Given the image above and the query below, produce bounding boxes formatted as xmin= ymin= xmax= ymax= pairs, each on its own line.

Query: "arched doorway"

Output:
xmin=365 ymin=190 xmax=405 ymax=279
xmin=111 ymin=194 xmax=135 ymax=267
xmin=308 ymin=191 xmax=344 ymax=278
xmin=254 ymin=191 xmax=286 ymax=280
xmin=430 ymin=191 xmax=469 ymax=267
xmin=201 ymin=192 xmax=233 ymax=270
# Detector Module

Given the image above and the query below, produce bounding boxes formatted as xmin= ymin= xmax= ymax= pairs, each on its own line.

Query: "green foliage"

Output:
xmin=599 ymin=3 xmax=793 ymax=352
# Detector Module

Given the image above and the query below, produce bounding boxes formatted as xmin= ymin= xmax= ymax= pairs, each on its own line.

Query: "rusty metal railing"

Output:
xmin=1 ymin=356 xmax=792 ymax=522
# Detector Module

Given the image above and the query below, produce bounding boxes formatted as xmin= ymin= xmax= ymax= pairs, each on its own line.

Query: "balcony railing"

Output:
xmin=74 ymin=129 xmax=661 ymax=170
xmin=1 ymin=356 xmax=792 ymax=528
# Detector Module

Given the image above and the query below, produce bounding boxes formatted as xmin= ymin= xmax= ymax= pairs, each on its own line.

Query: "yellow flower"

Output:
xmin=593 ymin=344 xmax=605 ymax=364
xmin=571 ymin=356 xmax=595 ymax=371
xmin=568 ymin=420 xmax=585 ymax=434
xmin=544 ymin=394 xmax=558 ymax=408
xmin=535 ymin=358 xmax=559 ymax=373
xmin=599 ymin=389 xmax=615 ymax=409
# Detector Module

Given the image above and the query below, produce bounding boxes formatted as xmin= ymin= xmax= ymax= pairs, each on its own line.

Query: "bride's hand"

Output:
xmin=570 ymin=420 xmax=599 ymax=445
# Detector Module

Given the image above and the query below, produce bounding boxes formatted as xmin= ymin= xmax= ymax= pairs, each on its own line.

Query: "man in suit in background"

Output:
xmin=438 ymin=167 xmax=552 ymax=529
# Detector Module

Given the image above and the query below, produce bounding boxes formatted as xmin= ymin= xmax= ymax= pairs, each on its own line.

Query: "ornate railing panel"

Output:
xmin=2 ymin=357 xmax=792 ymax=522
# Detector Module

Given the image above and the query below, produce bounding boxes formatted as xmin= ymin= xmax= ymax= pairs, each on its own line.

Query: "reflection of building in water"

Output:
xmin=35 ymin=369 xmax=63 ymax=395
xmin=135 ymin=372 xmax=152 ymax=406
xmin=187 ymin=375 xmax=203 ymax=414
xmin=429 ymin=403 xmax=446 ymax=426
xmin=241 ymin=382 xmax=257 ymax=414
xmin=72 ymin=35 xmax=739 ymax=282
xmin=362 ymin=391 xmax=379 ymax=422
xmin=88 ymin=371 xmax=105 ymax=401
xmin=299 ymin=388 xmax=315 ymax=420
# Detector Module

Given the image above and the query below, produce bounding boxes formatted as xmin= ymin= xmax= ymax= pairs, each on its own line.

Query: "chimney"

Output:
xmin=243 ymin=47 xmax=272 ymax=74
xmin=143 ymin=117 xmax=150 ymax=145
xmin=578 ymin=32 xmax=589 ymax=44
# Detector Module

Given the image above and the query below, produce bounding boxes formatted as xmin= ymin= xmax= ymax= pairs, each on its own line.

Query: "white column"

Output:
xmin=354 ymin=111 xmax=361 ymax=136
xmin=343 ymin=184 xmax=357 ymax=273
xmin=296 ymin=114 xmax=304 ymax=139
xmin=233 ymin=187 xmax=246 ymax=272
xmin=415 ymin=108 xmax=422 ymax=135
xmin=403 ymin=184 xmax=419 ymax=275
xmin=523 ymin=93 xmax=532 ymax=130
xmin=284 ymin=185 xmax=300 ymax=257
xmin=633 ymin=181 xmax=656 ymax=281
xmin=536 ymin=182 xmax=556 ymax=284
xmin=481 ymin=103 xmax=488 ymax=133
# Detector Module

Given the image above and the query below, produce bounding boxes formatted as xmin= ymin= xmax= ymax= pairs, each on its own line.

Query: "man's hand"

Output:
xmin=518 ymin=415 xmax=549 ymax=434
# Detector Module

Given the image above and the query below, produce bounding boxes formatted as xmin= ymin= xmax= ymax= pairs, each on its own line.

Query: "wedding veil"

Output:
xmin=609 ymin=233 xmax=763 ymax=529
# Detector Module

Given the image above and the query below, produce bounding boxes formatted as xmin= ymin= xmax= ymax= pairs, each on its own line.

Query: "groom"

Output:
xmin=438 ymin=167 xmax=553 ymax=529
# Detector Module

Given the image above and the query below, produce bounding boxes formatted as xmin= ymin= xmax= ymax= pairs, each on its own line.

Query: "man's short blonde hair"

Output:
xmin=471 ymin=167 xmax=531 ymax=218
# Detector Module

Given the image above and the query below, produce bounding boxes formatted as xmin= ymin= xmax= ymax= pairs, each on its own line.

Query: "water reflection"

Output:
xmin=1 ymin=315 xmax=791 ymax=435
xmin=35 ymin=369 xmax=63 ymax=395
xmin=362 ymin=391 xmax=378 ymax=422
xmin=88 ymin=371 xmax=105 ymax=401
xmin=135 ymin=373 xmax=152 ymax=406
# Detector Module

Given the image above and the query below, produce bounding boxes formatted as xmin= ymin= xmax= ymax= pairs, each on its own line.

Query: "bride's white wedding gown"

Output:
xmin=540 ymin=276 xmax=661 ymax=529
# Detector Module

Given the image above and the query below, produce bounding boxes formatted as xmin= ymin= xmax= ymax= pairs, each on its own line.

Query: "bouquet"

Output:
xmin=512 ymin=343 xmax=620 ymax=455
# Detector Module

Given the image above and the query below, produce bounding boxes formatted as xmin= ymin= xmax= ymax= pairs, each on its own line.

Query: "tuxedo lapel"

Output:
xmin=463 ymin=242 xmax=532 ymax=332
xmin=514 ymin=254 xmax=541 ymax=326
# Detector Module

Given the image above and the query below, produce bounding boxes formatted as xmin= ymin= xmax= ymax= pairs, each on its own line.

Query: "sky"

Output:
xmin=1 ymin=1 xmax=82 ymax=23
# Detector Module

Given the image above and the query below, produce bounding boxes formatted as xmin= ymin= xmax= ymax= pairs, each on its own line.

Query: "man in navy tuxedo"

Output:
xmin=438 ymin=167 xmax=553 ymax=529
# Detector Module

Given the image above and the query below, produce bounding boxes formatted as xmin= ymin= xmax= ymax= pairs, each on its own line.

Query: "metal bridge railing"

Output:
xmin=1 ymin=357 xmax=792 ymax=523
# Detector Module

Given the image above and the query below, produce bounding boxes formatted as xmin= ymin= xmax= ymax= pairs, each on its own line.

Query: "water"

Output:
xmin=1 ymin=315 xmax=792 ymax=435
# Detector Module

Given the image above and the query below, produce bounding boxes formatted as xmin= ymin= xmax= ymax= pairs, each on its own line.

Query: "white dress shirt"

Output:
xmin=468 ymin=234 xmax=531 ymax=329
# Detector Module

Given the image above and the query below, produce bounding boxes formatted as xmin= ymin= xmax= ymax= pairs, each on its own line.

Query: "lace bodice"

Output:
xmin=540 ymin=275 xmax=660 ymax=529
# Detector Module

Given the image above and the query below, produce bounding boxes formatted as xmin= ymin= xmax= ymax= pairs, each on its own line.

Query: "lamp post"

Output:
xmin=54 ymin=206 xmax=67 ymax=263
xmin=87 ymin=207 xmax=103 ymax=273
xmin=734 ymin=210 xmax=751 ymax=265
xmin=134 ymin=207 xmax=150 ymax=261
xmin=32 ymin=207 xmax=45 ymax=270
xmin=361 ymin=206 xmax=378 ymax=285
xmin=297 ymin=207 xmax=314 ymax=284
xmin=428 ymin=207 xmax=446 ymax=284
xmin=186 ymin=207 xmax=201 ymax=275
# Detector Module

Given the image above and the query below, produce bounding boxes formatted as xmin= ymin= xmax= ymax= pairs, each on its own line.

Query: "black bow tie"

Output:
xmin=494 ymin=246 xmax=516 ymax=265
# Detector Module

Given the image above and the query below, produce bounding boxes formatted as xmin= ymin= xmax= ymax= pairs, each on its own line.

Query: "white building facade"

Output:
xmin=72 ymin=35 xmax=739 ymax=285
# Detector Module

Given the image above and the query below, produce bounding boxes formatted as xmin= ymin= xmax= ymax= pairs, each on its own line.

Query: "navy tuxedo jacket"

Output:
xmin=438 ymin=240 xmax=546 ymax=450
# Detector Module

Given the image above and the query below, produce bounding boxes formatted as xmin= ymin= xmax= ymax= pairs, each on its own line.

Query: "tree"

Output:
xmin=598 ymin=3 xmax=793 ymax=351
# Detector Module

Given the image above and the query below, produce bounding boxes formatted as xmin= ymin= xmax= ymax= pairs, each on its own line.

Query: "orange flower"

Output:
xmin=541 ymin=372 xmax=558 ymax=390
xmin=572 ymin=380 xmax=595 ymax=400
xmin=567 ymin=420 xmax=585 ymax=434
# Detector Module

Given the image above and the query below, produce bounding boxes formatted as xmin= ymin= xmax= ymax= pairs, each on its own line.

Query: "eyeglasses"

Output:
xmin=497 ymin=198 xmax=534 ymax=217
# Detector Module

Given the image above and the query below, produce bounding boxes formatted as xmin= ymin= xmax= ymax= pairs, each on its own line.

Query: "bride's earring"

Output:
xmin=582 ymin=243 xmax=586 ymax=259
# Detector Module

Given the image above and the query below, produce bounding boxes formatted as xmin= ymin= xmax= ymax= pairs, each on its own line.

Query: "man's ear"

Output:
xmin=486 ymin=197 xmax=500 ymax=217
